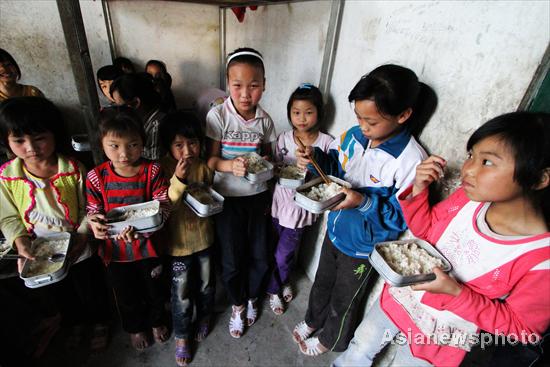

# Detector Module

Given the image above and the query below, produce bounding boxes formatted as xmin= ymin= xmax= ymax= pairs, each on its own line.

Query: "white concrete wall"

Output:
xmin=107 ymin=1 xmax=220 ymax=108
xmin=225 ymin=2 xmax=332 ymax=132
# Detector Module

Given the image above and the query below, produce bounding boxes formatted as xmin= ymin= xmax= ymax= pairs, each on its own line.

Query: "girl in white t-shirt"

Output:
xmin=206 ymin=48 xmax=276 ymax=339
xmin=267 ymin=84 xmax=333 ymax=315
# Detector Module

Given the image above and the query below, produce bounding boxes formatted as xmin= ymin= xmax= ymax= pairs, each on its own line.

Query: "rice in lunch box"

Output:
xmin=120 ymin=207 xmax=158 ymax=220
xmin=378 ymin=242 xmax=443 ymax=276
xmin=25 ymin=240 xmax=66 ymax=277
xmin=304 ymin=182 xmax=342 ymax=201
xmin=245 ymin=155 xmax=268 ymax=174
xmin=187 ymin=187 xmax=215 ymax=205
xmin=279 ymin=164 xmax=305 ymax=180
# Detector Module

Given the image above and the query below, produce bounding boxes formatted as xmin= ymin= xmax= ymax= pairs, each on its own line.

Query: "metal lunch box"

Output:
xmin=243 ymin=152 xmax=274 ymax=184
xmin=105 ymin=200 xmax=163 ymax=236
xmin=369 ymin=239 xmax=452 ymax=287
xmin=183 ymin=185 xmax=224 ymax=217
xmin=294 ymin=175 xmax=352 ymax=214
xmin=20 ymin=232 xmax=72 ymax=289
xmin=276 ymin=164 xmax=307 ymax=189
xmin=71 ymin=134 xmax=91 ymax=152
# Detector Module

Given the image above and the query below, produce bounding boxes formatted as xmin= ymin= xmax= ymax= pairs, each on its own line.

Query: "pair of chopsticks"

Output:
xmin=295 ymin=136 xmax=331 ymax=184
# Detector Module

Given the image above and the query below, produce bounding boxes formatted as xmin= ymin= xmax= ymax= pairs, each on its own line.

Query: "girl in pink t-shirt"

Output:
xmin=267 ymin=84 xmax=333 ymax=315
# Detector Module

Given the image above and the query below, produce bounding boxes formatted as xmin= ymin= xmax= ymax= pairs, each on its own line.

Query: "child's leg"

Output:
xmin=214 ymin=197 xmax=248 ymax=306
xmin=332 ymin=299 xmax=400 ymax=367
xmin=170 ymin=255 xmax=194 ymax=340
xmin=391 ymin=342 xmax=432 ymax=367
xmin=266 ymin=218 xmax=304 ymax=295
xmin=245 ymin=191 xmax=271 ymax=300
xmin=194 ymin=248 xmax=215 ymax=340
xmin=138 ymin=258 xmax=168 ymax=336
xmin=314 ymin=246 xmax=373 ymax=352
xmin=304 ymin=236 xmax=339 ymax=330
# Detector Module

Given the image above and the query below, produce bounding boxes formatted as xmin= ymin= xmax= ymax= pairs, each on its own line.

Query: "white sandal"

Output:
xmin=268 ymin=294 xmax=285 ymax=315
xmin=292 ymin=321 xmax=314 ymax=344
xmin=246 ymin=298 xmax=258 ymax=326
xmin=299 ymin=337 xmax=327 ymax=357
xmin=229 ymin=305 xmax=245 ymax=338
xmin=282 ymin=284 xmax=293 ymax=303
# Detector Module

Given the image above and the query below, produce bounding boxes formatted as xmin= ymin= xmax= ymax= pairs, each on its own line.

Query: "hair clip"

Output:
xmin=298 ymin=83 xmax=314 ymax=89
xmin=226 ymin=51 xmax=264 ymax=66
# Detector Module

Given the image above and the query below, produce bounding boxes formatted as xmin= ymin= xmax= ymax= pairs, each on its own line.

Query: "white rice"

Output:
xmin=123 ymin=207 xmax=158 ymax=220
xmin=279 ymin=164 xmax=305 ymax=180
xmin=304 ymin=182 xmax=342 ymax=201
xmin=378 ymin=242 xmax=443 ymax=276
xmin=245 ymin=154 xmax=268 ymax=174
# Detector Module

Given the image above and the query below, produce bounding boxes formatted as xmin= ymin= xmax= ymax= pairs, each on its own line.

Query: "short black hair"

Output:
xmin=287 ymin=84 xmax=325 ymax=130
xmin=98 ymin=106 xmax=146 ymax=144
xmin=0 ymin=97 xmax=70 ymax=155
xmin=226 ymin=47 xmax=265 ymax=78
xmin=110 ymin=73 xmax=161 ymax=111
xmin=97 ymin=65 xmax=123 ymax=82
xmin=0 ymin=48 xmax=21 ymax=80
xmin=159 ymin=110 xmax=203 ymax=154
xmin=113 ymin=56 xmax=136 ymax=74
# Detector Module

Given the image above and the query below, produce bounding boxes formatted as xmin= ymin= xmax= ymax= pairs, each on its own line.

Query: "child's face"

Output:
xmin=8 ymin=132 xmax=55 ymax=163
xmin=0 ymin=62 xmax=17 ymax=84
xmin=290 ymin=100 xmax=318 ymax=133
xmin=461 ymin=135 xmax=522 ymax=203
xmin=146 ymin=64 xmax=162 ymax=79
xmin=101 ymin=132 xmax=143 ymax=169
xmin=170 ymin=135 xmax=200 ymax=163
xmin=98 ymin=79 xmax=115 ymax=103
xmin=354 ymin=100 xmax=409 ymax=147
xmin=227 ymin=63 xmax=265 ymax=120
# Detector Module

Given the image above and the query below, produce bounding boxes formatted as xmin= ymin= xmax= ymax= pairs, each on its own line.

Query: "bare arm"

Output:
xmin=206 ymin=138 xmax=246 ymax=176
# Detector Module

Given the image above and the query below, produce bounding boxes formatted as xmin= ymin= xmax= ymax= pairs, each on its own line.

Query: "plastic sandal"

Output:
xmin=282 ymin=284 xmax=294 ymax=303
xmin=299 ymin=337 xmax=328 ymax=357
xmin=195 ymin=320 xmax=210 ymax=342
xmin=269 ymin=293 xmax=285 ymax=315
xmin=292 ymin=321 xmax=314 ymax=344
xmin=246 ymin=298 xmax=258 ymax=326
xmin=229 ymin=305 xmax=245 ymax=338
xmin=175 ymin=338 xmax=192 ymax=367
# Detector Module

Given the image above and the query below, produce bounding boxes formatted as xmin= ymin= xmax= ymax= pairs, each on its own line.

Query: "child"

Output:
xmin=293 ymin=65 xmax=429 ymax=356
xmin=206 ymin=47 xmax=276 ymax=338
xmin=96 ymin=65 xmax=123 ymax=108
xmin=267 ymin=84 xmax=333 ymax=315
xmin=333 ymin=112 xmax=550 ymax=367
xmin=110 ymin=73 xmax=166 ymax=160
xmin=86 ymin=107 xmax=171 ymax=350
xmin=146 ymin=59 xmax=173 ymax=88
xmin=0 ymin=48 xmax=44 ymax=102
xmin=0 ymin=97 xmax=111 ymax=353
xmin=159 ymin=111 xmax=215 ymax=367
xmin=113 ymin=56 xmax=136 ymax=74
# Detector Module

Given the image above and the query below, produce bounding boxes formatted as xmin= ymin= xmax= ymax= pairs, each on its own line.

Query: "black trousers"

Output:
xmin=305 ymin=235 xmax=374 ymax=352
xmin=106 ymin=257 xmax=166 ymax=333
xmin=214 ymin=191 xmax=270 ymax=306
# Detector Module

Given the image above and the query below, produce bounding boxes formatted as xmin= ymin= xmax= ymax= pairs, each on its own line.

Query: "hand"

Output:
xmin=295 ymin=146 xmax=314 ymax=170
xmin=232 ymin=157 xmax=247 ymax=177
xmin=331 ymin=187 xmax=364 ymax=210
xmin=412 ymin=155 xmax=446 ymax=196
xmin=14 ymin=236 xmax=34 ymax=273
xmin=175 ymin=157 xmax=192 ymax=181
xmin=115 ymin=226 xmax=138 ymax=243
xmin=411 ymin=267 xmax=462 ymax=296
xmin=88 ymin=213 xmax=109 ymax=240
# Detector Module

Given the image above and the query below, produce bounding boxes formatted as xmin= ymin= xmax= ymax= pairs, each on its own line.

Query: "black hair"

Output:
xmin=113 ymin=57 xmax=136 ymax=74
xmin=145 ymin=59 xmax=172 ymax=85
xmin=467 ymin=112 xmax=550 ymax=222
xmin=110 ymin=73 xmax=161 ymax=112
xmin=286 ymin=83 xmax=324 ymax=130
xmin=0 ymin=48 xmax=21 ymax=80
xmin=96 ymin=65 xmax=123 ymax=82
xmin=159 ymin=110 xmax=204 ymax=155
xmin=226 ymin=47 xmax=265 ymax=78
xmin=98 ymin=106 xmax=146 ymax=144
xmin=0 ymin=97 xmax=70 ymax=155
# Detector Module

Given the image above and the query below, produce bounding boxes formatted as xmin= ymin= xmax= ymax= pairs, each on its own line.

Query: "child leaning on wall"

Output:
xmin=206 ymin=47 xmax=276 ymax=339
xmin=292 ymin=65 xmax=430 ymax=356
xmin=86 ymin=107 xmax=171 ymax=351
xmin=333 ymin=112 xmax=550 ymax=367
xmin=96 ymin=65 xmax=123 ymax=109
xmin=159 ymin=111 xmax=215 ymax=367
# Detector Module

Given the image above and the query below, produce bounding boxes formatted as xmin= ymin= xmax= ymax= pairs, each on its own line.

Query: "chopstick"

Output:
xmin=295 ymin=136 xmax=331 ymax=184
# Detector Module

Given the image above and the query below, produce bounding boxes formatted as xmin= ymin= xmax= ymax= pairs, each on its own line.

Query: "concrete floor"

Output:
xmin=36 ymin=270 xmax=340 ymax=367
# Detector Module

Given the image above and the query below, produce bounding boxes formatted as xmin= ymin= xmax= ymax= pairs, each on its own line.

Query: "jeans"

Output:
xmin=332 ymin=298 xmax=432 ymax=367
xmin=171 ymin=248 xmax=214 ymax=339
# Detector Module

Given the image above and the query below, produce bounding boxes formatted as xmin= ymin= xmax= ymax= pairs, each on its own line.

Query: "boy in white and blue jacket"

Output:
xmin=292 ymin=65 xmax=428 ymax=357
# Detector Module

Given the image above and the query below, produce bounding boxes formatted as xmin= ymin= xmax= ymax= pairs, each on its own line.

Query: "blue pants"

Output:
xmin=170 ymin=248 xmax=214 ymax=339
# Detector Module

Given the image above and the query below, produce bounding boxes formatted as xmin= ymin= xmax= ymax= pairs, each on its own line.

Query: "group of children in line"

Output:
xmin=0 ymin=46 xmax=548 ymax=367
